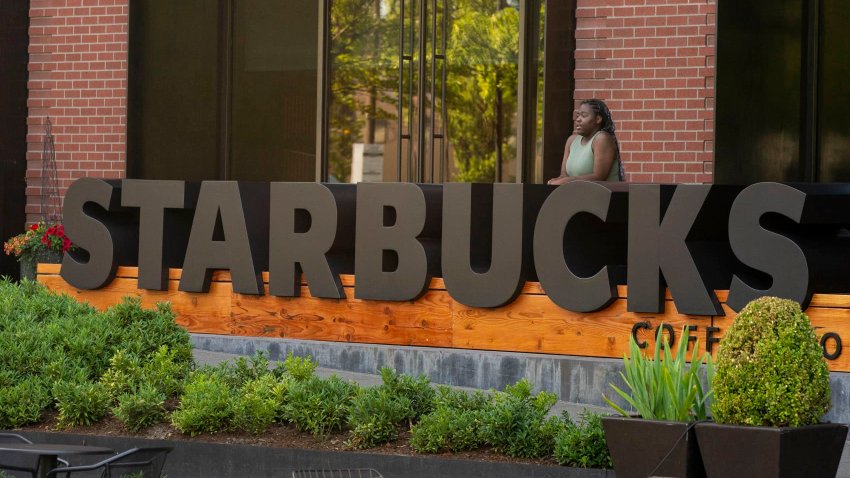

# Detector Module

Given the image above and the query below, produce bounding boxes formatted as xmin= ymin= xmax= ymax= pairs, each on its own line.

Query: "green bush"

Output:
xmin=410 ymin=386 xmax=491 ymax=453
xmin=277 ymin=352 xmax=317 ymax=382
xmin=0 ymin=376 xmax=51 ymax=428
xmin=480 ymin=379 xmax=562 ymax=459
xmin=283 ymin=375 xmax=358 ymax=438
xmin=605 ymin=325 xmax=713 ymax=421
xmin=347 ymin=386 xmax=411 ymax=449
xmin=113 ymin=384 xmax=166 ymax=432
xmin=712 ymin=297 xmax=830 ymax=427
xmin=53 ymin=381 xmax=111 ymax=428
xmin=554 ymin=411 xmax=612 ymax=469
xmin=171 ymin=371 xmax=236 ymax=436
xmin=233 ymin=374 xmax=281 ymax=435
xmin=378 ymin=367 xmax=435 ymax=422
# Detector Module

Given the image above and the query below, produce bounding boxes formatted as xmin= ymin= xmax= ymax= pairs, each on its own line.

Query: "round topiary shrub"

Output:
xmin=712 ymin=296 xmax=830 ymax=427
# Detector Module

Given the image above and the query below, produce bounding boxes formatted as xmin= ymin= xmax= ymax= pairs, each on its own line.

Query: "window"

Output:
xmin=128 ymin=0 xmax=319 ymax=181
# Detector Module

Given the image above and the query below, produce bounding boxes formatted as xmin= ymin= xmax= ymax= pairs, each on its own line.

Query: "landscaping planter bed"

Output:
xmin=14 ymin=431 xmax=614 ymax=478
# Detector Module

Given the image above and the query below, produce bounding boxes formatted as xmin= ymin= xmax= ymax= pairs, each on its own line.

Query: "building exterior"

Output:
xmin=2 ymin=0 xmax=848 ymax=273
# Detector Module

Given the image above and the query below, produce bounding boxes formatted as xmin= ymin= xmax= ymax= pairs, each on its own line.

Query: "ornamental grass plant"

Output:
xmin=605 ymin=325 xmax=713 ymax=422
xmin=711 ymin=296 xmax=830 ymax=427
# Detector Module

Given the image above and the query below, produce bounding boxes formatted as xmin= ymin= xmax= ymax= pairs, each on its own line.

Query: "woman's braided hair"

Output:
xmin=581 ymin=99 xmax=625 ymax=181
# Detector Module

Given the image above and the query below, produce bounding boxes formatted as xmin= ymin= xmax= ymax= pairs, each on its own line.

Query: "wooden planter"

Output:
xmin=695 ymin=422 xmax=848 ymax=478
xmin=601 ymin=416 xmax=706 ymax=478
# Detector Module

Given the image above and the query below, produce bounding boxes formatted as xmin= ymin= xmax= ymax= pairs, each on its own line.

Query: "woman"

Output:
xmin=547 ymin=99 xmax=624 ymax=185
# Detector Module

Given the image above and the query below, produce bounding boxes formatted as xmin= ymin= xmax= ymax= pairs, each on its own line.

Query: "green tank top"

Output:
xmin=566 ymin=131 xmax=620 ymax=181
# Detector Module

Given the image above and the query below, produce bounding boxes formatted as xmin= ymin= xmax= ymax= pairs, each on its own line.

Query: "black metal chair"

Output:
xmin=45 ymin=447 xmax=171 ymax=478
xmin=291 ymin=470 xmax=383 ymax=478
xmin=0 ymin=433 xmax=69 ymax=478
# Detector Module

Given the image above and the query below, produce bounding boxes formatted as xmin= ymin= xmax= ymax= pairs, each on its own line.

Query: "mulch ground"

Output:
xmin=17 ymin=410 xmax=560 ymax=468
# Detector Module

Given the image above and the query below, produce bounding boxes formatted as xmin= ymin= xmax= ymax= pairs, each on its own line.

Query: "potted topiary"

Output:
xmin=695 ymin=297 xmax=847 ymax=478
xmin=602 ymin=325 xmax=712 ymax=478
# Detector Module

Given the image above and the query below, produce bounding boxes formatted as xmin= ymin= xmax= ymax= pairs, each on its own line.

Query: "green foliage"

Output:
xmin=479 ymin=379 xmax=562 ymax=459
xmin=347 ymin=386 xmax=411 ymax=449
xmin=554 ymin=411 xmax=612 ymax=469
xmin=377 ymin=367 xmax=435 ymax=422
xmin=283 ymin=375 xmax=358 ymax=438
xmin=214 ymin=351 xmax=272 ymax=388
xmin=113 ymin=384 xmax=166 ymax=432
xmin=0 ymin=281 xmax=193 ymax=429
xmin=53 ymin=381 xmax=111 ymax=428
xmin=410 ymin=385 xmax=491 ymax=453
xmin=605 ymin=325 xmax=713 ymax=422
xmin=278 ymin=352 xmax=318 ymax=382
xmin=0 ymin=376 xmax=51 ymax=428
xmin=171 ymin=371 xmax=236 ymax=436
xmin=712 ymin=297 xmax=831 ymax=427
xmin=233 ymin=374 xmax=281 ymax=435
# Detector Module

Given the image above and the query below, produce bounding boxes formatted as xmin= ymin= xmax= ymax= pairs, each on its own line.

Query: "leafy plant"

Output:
xmin=347 ymin=386 xmax=411 ymax=449
xmin=712 ymin=297 xmax=830 ymax=427
xmin=0 ymin=376 xmax=51 ymax=428
xmin=171 ymin=371 xmax=236 ymax=436
xmin=277 ymin=352 xmax=317 ymax=382
xmin=233 ymin=374 xmax=281 ymax=435
xmin=480 ymin=379 xmax=562 ymax=459
xmin=283 ymin=375 xmax=358 ymax=438
xmin=53 ymin=381 xmax=111 ymax=428
xmin=605 ymin=325 xmax=713 ymax=421
xmin=410 ymin=406 xmax=485 ymax=453
xmin=554 ymin=411 xmax=612 ymax=469
xmin=113 ymin=384 xmax=166 ymax=432
xmin=377 ymin=367 xmax=435 ymax=423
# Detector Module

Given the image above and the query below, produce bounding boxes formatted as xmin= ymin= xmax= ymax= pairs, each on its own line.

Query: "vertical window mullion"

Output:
xmin=219 ymin=0 xmax=234 ymax=180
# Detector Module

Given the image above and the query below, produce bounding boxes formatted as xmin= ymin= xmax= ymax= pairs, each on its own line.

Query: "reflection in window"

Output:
xmin=327 ymin=0 xmax=519 ymax=183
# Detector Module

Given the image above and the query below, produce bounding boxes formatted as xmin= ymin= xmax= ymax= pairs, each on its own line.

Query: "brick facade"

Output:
xmin=574 ymin=0 xmax=716 ymax=183
xmin=23 ymin=0 xmax=715 ymax=220
xmin=27 ymin=0 xmax=128 ymax=223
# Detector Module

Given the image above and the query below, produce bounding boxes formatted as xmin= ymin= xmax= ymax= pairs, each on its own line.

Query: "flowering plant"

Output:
xmin=3 ymin=222 xmax=73 ymax=262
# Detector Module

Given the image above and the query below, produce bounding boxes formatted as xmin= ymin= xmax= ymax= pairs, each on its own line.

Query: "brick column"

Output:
xmin=27 ymin=0 xmax=129 ymax=223
xmin=574 ymin=0 xmax=716 ymax=184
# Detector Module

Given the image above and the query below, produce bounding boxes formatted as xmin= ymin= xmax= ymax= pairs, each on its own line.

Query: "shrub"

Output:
xmin=113 ymin=384 xmax=166 ymax=432
xmin=712 ymin=297 xmax=830 ymax=427
xmin=410 ymin=406 xmax=484 ymax=453
xmin=378 ymin=367 xmax=435 ymax=422
xmin=480 ymin=379 xmax=562 ymax=459
xmin=554 ymin=411 xmax=612 ymax=468
xmin=278 ymin=352 xmax=317 ymax=382
xmin=605 ymin=325 xmax=713 ymax=421
xmin=171 ymin=371 xmax=236 ymax=436
xmin=347 ymin=386 xmax=411 ymax=449
xmin=233 ymin=374 xmax=281 ymax=435
xmin=283 ymin=375 xmax=358 ymax=438
xmin=0 ymin=376 xmax=51 ymax=428
xmin=53 ymin=381 xmax=111 ymax=428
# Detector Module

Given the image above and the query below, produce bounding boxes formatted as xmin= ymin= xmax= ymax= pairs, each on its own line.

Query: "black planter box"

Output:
xmin=695 ymin=422 xmax=848 ymax=478
xmin=601 ymin=416 xmax=705 ymax=478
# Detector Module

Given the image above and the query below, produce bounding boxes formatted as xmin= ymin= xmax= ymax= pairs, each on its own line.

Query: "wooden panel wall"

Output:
xmin=37 ymin=264 xmax=850 ymax=372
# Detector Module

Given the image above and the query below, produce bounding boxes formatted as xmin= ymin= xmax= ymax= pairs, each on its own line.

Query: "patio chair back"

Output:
xmin=0 ymin=432 xmax=39 ymax=478
xmin=292 ymin=469 xmax=383 ymax=478
xmin=46 ymin=447 xmax=171 ymax=478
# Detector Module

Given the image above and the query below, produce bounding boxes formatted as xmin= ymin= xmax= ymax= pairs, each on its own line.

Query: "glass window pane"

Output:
xmin=817 ymin=0 xmax=850 ymax=181
xmin=715 ymin=0 xmax=804 ymax=183
xmin=128 ymin=0 xmax=222 ymax=180
xmin=230 ymin=0 xmax=318 ymax=181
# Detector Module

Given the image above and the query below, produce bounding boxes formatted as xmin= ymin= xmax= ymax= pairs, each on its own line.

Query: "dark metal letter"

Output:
xmin=269 ymin=182 xmax=343 ymax=299
xmin=60 ymin=178 xmax=122 ymax=289
xmin=354 ymin=183 xmax=429 ymax=301
xmin=179 ymin=182 xmax=262 ymax=295
xmin=727 ymin=182 xmax=809 ymax=311
xmin=627 ymin=185 xmax=722 ymax=315
xmin=534 ymin=181 xmax=618 ymax=312
xmin=121 ymin=180 xmax=186 ymax=290
xmin=441 ymin=183 xmax=524 ymax=307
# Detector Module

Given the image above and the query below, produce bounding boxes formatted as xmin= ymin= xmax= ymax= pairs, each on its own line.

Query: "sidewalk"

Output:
xmin=194 ymin=348 xmax=850 ymax=477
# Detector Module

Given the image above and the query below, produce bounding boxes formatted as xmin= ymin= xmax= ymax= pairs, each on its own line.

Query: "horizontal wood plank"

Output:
xmin=35 ymin=263 xmax=850 ymax=371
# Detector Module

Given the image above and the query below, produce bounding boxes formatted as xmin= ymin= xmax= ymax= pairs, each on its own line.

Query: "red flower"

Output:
xmin=29 ymin=224 xmax=39 ymax=231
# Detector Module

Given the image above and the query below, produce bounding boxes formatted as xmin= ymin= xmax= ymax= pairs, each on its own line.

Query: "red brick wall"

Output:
xmin=574 ymin=0 xmax=716 ymax=184
xmin=27 ymin=0 xmax=128 ymax=223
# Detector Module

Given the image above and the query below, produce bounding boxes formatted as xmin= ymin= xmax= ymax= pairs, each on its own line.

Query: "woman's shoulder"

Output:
xmin=590 ymin=130 xmax=616 ymax=148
